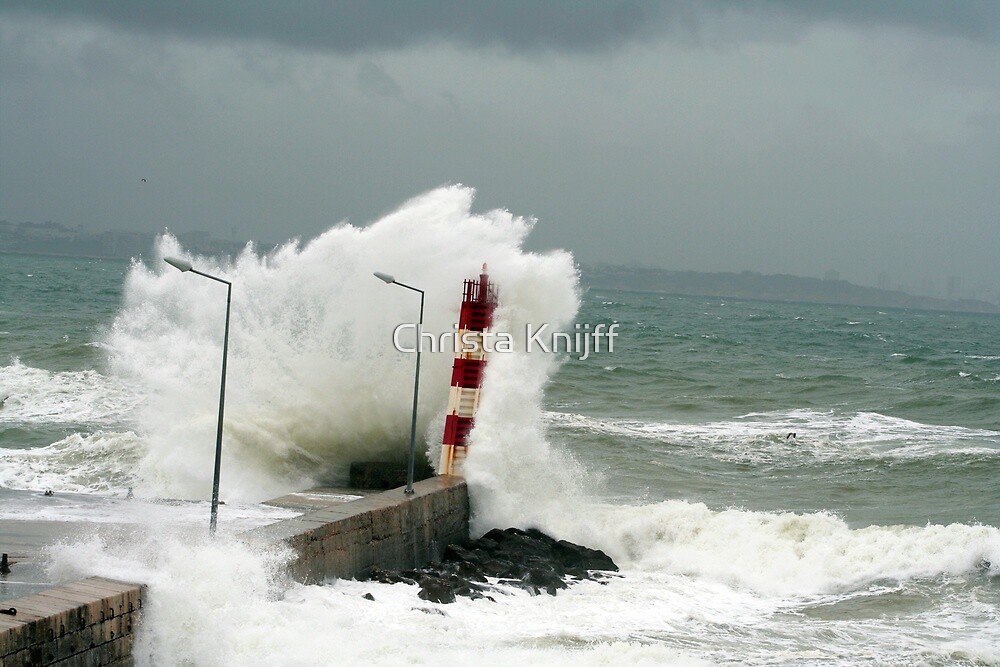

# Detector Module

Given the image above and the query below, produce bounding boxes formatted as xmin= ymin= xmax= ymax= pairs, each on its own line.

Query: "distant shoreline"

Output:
xmin=587 ymin=284 xmax=1000 ymax=319
xmin=0 ymin=219 xmax=253 ymax=264
xmin=581 ymin=265 xmax=1000 ymax=316
xmin=3 ymin=248 xmax=996 ymax=317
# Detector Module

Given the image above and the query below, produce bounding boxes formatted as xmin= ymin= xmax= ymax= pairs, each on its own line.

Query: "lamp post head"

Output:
xmin=164 ymin=256 xmax=193 ymax=273
xmin=373 ymin=271 xmax=395 ymax=284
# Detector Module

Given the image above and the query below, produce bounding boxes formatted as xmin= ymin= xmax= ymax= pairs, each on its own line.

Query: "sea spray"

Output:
xmin=570 ymin=501 xmax=1000 ymax=597
xmin=0 ymin=431 xmax=141 ymax=493
xmin=464 ymin=314 xmax=588 ymax=534
xmin=43 ymin=518 xmax=997 ymax=665
xmin=0 ymin=359 xmax=138 ymax=426
xmin=43 ymin=529 xmax=714 ymax=667
xmin=45 ymin=527 xmax=295 ymax=665
xmin=104 ymin=185 xmax=578 ymax=502
xmin=0 ymin=359 xmax=143 ymax=493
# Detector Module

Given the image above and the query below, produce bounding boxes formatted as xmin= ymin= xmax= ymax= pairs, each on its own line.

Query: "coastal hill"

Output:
xmin=582 ymin=264 xmax=1000 ymax=315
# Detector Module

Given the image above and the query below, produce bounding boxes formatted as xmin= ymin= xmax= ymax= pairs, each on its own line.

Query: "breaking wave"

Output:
xmin=105 ymin=185 xmax=579 ymax=502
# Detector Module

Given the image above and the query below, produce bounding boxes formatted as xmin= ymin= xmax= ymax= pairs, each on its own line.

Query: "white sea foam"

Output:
xmin=0 ymin=488 xmax=297 ymax=528
xmin=42 ymin=519 xmax=999 ymax=666
xmin=0 ymin=431 xmax=141 ymax=493
xmin=105 ymin=185 xmax=579 ymax=502
xmin=44 ymin=530 xmax=715 ymax=667
xmin=0 ymin=359 xmax=143 ymax=495
xmin=542 ymin=409 xmax=1000 ymax=464
xmin=0 ymin=359 xmax=140 ymax=425
xmin=579 ymin=502 xmax=999 ymax=596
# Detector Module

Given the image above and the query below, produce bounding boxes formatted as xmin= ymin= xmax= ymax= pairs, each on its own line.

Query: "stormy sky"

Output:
xmin=1 ymin=1 xmax=997 ymax=298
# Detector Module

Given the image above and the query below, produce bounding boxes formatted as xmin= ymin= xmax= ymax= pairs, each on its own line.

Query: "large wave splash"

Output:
xmin=106 ymin=185 xmax=579 ymax=502
xmin=100 ymin=182 xmax=998 ymax=603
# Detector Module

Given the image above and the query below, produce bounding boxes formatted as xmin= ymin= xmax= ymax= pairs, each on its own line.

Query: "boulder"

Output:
xmin=363 ymin=526 xmax=617 ymax=604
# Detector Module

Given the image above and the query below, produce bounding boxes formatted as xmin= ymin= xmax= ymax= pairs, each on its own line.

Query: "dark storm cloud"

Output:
xmin=1 ymin=0 xmax=996 ymax=54
xmin=1 ymin=0 xmax=997 ymax=299
xmin=0 ymin=0 xmax=653 ymax=53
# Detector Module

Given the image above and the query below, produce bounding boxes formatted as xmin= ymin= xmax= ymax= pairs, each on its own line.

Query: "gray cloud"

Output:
xmin=0 ymin=1 xmax=653 ymax=53
xmin=1 ymin=0 xmax=996 ymax=54
xmin=356 ymin=61 xmax=403 ymax=99
xmin=1 ymin=2 xmax=997 ymax=301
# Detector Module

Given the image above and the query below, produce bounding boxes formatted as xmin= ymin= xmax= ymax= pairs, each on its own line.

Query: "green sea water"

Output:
xmin=0 ymin=254 xmax=129 ymax=453
xmin=0 ymin=253 xmax=126 ymax=372
xmin=548 ymin=290 xmax=1000 ymax=529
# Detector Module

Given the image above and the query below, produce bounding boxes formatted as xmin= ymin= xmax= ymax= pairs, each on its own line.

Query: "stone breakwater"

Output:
xmin=367 ymin=527 xmax=618 ymax=604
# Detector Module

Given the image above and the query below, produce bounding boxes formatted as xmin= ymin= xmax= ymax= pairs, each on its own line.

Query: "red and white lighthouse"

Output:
xmin=440 ymin=264 xmax=497 ymax=476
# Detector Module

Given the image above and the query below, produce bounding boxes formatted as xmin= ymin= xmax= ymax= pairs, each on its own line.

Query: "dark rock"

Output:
xmin=368 ymin=567 xmax=418 ymax=586
xmin=362 ymin=525 xmax=618 ymax=604
xmin=521 ymin=566 xmax=566 ymax=596
xmin=417 ymin=575 xmax=457 ymax=604
xmin=362 ymin=593 xmax=375 ymax=601
xmin=553 ymin=539 xmax=618 ymax=572
xmin=444 ymin=544 xmax=479 ymax=562
xmin=455 ymin=559 xmax=488 ymax=583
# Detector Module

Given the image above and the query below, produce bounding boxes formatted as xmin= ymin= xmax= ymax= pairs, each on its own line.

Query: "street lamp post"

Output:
xmin=374 ymin=271 xmax=424 ymax=495
xmin=164 ymin=256 xmax=231 ymax=533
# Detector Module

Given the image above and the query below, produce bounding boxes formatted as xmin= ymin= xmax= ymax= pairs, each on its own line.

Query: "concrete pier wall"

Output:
xmin=0 ymin=576 xmax=143 ymax=667
xmin=0 ymin=475 xmax=469 ymax=665
xmin=247 ymin=475 xmax=469 ymax=582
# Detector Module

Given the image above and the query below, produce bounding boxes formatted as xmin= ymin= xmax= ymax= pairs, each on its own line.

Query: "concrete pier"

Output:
xmin=0 ymin=577 xmax=143 ymax=667
xmin=0 ymin=475 xmax=470 ymax=666
xmin=1 ymin=522 xmax=92 ymax=603
xmin=247 ymin=475 xmax=469 ymax=583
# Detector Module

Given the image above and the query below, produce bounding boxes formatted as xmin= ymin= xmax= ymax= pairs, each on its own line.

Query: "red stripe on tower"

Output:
xmin=440 ymin=264 xmax=497 ymax=475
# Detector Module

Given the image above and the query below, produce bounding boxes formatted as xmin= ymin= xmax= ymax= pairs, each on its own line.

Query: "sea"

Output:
xmin=1 ymin=186 xmax=998 ymax=666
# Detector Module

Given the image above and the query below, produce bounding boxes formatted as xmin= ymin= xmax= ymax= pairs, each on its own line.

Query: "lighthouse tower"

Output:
xmin=439 ymin=264 xmax=497 ymax=476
